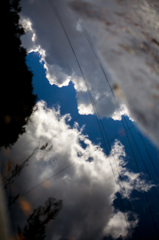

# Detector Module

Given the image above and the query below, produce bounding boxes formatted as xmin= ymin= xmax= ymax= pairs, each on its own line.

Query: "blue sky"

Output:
xmin=2 ymin=0 xmax=159 ymax=239
xmin=23 ymin=51 xmax=159 ymax=240
xmin=1 ymin=50 xmax=159 ymax=240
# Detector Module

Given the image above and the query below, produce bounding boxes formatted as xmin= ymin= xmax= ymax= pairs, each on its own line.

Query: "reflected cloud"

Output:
xmin=1 ymin=101 xmax=154 ymax=239
xmin=19 ymin=0 xmax=117 ymax=119
xmin=112 ymin=104 xmax=134 ymax=122
xmin=21 ymin=17 xmax=72 ymax=88
xmin=69 ymin=0 xmax=159 ymax=146
xmin=20 ymin=0 xmax=159 ymax=147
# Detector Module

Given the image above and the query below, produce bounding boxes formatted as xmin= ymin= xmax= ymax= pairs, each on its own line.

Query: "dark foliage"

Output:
xmin=18 ymin=198 xmax=62 ymax=240
xmin=3 ymin=142 xmax=53 ymax=207
xmin=1 ymin=0 xmax=37 ymax=149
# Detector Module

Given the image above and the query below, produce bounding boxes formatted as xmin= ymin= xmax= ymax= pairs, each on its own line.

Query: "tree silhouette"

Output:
xmin=4 ymin=144 xmax=51 ymax=189
xmin=17 ymin=197 xmax=62 ymax=240
xmin=2 ymin=142 xmax=53 ymax=206
xmin=1 ymin=0 xmax=37 ymax=149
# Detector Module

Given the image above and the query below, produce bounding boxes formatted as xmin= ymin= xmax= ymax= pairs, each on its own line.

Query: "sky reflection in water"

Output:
xmin=1 ymin=52 xmax=158 ymax=240
xmin=2 ymin=0 xmax=159 ymax=239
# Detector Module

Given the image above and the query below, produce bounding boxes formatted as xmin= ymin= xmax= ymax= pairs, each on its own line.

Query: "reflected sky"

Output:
xmin=2 ymin=0 xmax=159 ymax=240
xmin=20 ymin=0 xmax=159 ymax=146
xmin=1 ymin=52 xmax=159 ymax=239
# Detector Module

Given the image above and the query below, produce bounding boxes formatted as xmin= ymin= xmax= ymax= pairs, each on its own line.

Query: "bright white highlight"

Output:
xmin=112 ymin=104 xmax=134 ymax=121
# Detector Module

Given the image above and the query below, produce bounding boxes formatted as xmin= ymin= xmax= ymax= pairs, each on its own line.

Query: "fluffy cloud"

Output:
xmin=2 ymin=101 xmax=153 ymax=240
xmin=103 ymin=211 xmax=138 ymax=239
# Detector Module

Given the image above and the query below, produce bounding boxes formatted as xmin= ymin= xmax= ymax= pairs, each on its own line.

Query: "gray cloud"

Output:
xmin=69 ymin=0 xmax=159 ymax=146
xmin=20 ymin=0 xmax=159 ymax=146
xmin=20 ymin=0 xmax=117 ymax=119
xmin=19 ymin=0 xmax=159 ymax=148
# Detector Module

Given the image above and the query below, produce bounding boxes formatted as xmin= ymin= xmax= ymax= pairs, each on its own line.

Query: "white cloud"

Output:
xmin=20 ymin=16 xmax=72 ymax=87
xmin=77 ymin=102 xmax=94 ymax=115
xmin=45 ymin=62 xmax=71 ymax=87
xmin=20 ymin=17 xmax=37 ymax=51
xmin=2 ymin=101 xmax=154 ymax=240
xmin=112 ymin=104 xmax=134 ymax=122
xmin=72 ymin=75 xmax=87 ymax=92
xmin=103 ymin=211 xmax=138 ymax=239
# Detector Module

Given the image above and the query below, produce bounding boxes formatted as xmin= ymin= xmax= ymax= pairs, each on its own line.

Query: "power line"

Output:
xmin=4 ymin=2 xmax=159 ymax=238
xmin=121 ymin=117 xmax=159 ymax=238
xmin=70 ymin=112 xmax=135 ymax=147
xmin=69 ymin=88 xmax=112 ymax=124
xmin=138 ymin=131 xmax=159 ymax=179
xmin=2 ymin=146 xmax=39 ymax=183
xmin=22 ymin=162 xmax=76 ymax=197
xmin=78 ymin=17 xmax=143 ymax=239
xmin=124 ymin=123 xmax=159 ymax=199
xmin=47 ymin=0 xmax=138 ymax=235
xmin=79 ymin=18 xmax=159 ymax=238
xmin=80 ymin=16 xmax=158 ymax=192
xmin=101 ymin=125 xmax=135 ymax=147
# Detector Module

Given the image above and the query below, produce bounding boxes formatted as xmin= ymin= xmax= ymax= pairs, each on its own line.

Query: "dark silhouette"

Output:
xmin=3 ymin=143 xmax=53 ymax=190
xmin=4 ymin=147 xmax=39 ymax=190
xmin=2 ymin=142 xmax=53 ymax=207
xmin=8 ymin=193 xmax=20 ymax=206
xmin=17 ymin=197 xmax=62 ymax=240
xmin=1 ymin=0 xmax=37 ymax=149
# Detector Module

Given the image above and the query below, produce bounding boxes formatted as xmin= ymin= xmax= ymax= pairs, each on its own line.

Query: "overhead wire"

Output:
xmin=79 ymin=16 xmax=158 ymax=191
xmin=138 ymin=131 xmax=159 ymax=179
xmin=49 ymin=2 xmax=159 ymax=237
xmin=47 ymin=0 xmax=139 ymax=235
xmin=21 ymin=162 xmax=76 ymax=197
xmin=125 ymin=126 xmax=159 ymax=199
xmin=5 ymin=2 xmax=129 ymax=226
xmin=70 ymin=113 xmax=135 ymax=147
xmin=6 ymin=1 xmax=158 ymax=238
xmin=82 ymin=21 xmax=159 ymax=192
xmin=78 ymin=17 xmax=142 ymax=240
xmin=69 ymin=88 xmax=112 ymax=124
xmin=78 ymin=18 xmax=159 ymax=238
